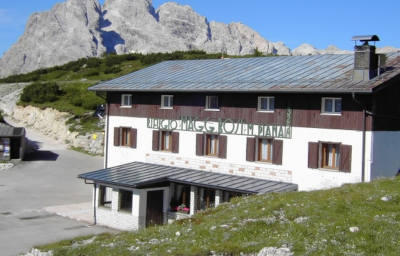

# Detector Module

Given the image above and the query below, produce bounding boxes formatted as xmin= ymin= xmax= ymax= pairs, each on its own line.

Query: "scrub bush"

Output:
xmin=20 ymin=82 xmax=61 ymax=103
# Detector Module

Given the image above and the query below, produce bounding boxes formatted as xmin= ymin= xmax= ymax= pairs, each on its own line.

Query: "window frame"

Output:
xmin=161 ymin=95 xmax=174 ymax=109
xmin=205 ymin=95 xmax=219 ymax=111
xmin=121 ymin=94 xmax=132 ymax=108
xmin=99 ymin=185 xmax=112 ymax=209
xmin=321 ymin=97 xmax=342 ymax=115
xmin=120 ymin=127 xmax=131 ymax=147
xmin=256 ymin=137 xmax=274 ymax=163
xmin=205 ymin=134 xmax=219 ymax=157
xmin=160 ymin=130 xmax=173 ymax=152
xmin=319 ymin=142 xmax=341 ymax=170
xmin=257 ymin=96 xmax=275 ymax=113
xmin=118 ymin=189 xmax=133 ymax=213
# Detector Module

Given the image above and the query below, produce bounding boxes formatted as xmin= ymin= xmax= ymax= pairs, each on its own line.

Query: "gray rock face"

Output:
xmin=0 ymin=0 xmax=291 ymax=77
xmin=0 ymin=0 xmax=104 ymax=77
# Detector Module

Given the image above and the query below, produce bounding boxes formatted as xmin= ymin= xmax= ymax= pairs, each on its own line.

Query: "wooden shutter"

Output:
xmin=272 ymin=139 xmax=283 ymax=165
xmin=152 ymin=130 xmax=160 ymax=151
xmin=339 ymin=144 xmax=352 ymax=173
xmin=218 ymin=135 xmax=227 ymax=159
xmin=246 ymin=137 xmax=256 ymax=162
xmin=114 ymin=127 xmax=120 ymax=146
xmin=196 ymin=134 xmax=204 ymax=156
xmin=172 ymin=132 xmax=179 ymax=153
xmin=130 ymin=129 xmax=137 ymax=148
xmin=308 ymin=142 xmax=319 ymax=169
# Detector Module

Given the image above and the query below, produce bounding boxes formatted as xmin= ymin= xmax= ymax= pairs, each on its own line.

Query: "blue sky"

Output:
xmin=0 ymin=0 xmax=399 ymax=57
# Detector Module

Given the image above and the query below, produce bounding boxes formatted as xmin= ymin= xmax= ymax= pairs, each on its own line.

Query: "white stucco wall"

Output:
xmin=94 ymin=184 xmax=169 ymax=230
xmin=105 ymin=116 xmax=375 ymax=191
xmin=370 ymin=131 xmax=400 ymax=179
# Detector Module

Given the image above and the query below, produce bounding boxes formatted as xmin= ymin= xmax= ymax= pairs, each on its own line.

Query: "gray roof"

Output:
xmin=78 ymin=162 xmax=298 ymax=194
xmin=0 ymin=122 xmax=25 ymax=137
xmin=89 ymin=52 xmax=400 ymax=93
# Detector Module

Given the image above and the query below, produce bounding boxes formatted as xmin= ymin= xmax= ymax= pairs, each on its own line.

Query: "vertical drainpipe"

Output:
xmin=104 ymin=101 xmax=110 ymax=169
xmin=93 ymin=183 xmax=97 ymax=225
xmin=352 ymin=93 xmax=367 ymax=182
xmin=361 ymin=109 xmax=366 ymax=182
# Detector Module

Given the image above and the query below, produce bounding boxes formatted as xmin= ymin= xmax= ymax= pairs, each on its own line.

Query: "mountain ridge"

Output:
xmin=0 ymin=0 xmax=399 ymax=78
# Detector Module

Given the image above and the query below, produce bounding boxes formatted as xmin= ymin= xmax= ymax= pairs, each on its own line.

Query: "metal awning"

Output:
xmin=78 ymin=162 xmax=298 ymax=194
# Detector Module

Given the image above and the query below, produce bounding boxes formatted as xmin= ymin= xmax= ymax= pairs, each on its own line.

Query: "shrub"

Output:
xmin=82 ymin=93 xmax=104 ymax=110
xmin=86 ymin=58 xmax=102 ymax=68
xmin=20 ymin=82 xmax=61 ymax=103
xmin=104 ymin=66 xmax=122 ymax=74
xmin=105 ymin=55 xmax=124 ymax=67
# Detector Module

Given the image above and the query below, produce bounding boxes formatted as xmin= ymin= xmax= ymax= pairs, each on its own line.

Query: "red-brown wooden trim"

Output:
xmin=308 ymin=142 xmax=319 ymax=169
xmin=339 ymin=144 xmax=352 ymax=172
xmin=246 ymin=137 xmax=256 ymax=162
xmin=130 ymin=128 xmax=137 ymax=148
xmin=152 ymin=130 xmax=160 ymax=151
xmin=114 ymin=127 xmax=120 ymax=146
xmin=218 ymin=135 xmax=227 ymax=159
xmin=272 ymin=139 xmax=283 ymax=165
xmin=196 ymin=134 xmax=204 ymax=156
xmin=172 ymin=132 xmax=179 ymax=153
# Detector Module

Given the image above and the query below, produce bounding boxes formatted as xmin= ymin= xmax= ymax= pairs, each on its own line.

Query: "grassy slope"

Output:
xmin=38 ymin=177 xmax=400 ymax=255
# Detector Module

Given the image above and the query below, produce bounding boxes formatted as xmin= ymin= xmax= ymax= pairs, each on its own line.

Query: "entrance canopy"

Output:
xmin=79 ymin=162 xmax=298 ymax=194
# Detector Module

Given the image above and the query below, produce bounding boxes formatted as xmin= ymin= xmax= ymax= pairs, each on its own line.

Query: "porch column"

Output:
xmin=190 ymin=186 xmax=198 ymax=216
xmin=111 ymin=188 xmax=119 ymax=212
xmin=215 ymin=189 xmax=222 ymax=207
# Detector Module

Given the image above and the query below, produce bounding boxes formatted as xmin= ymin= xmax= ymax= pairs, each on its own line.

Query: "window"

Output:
xmin=321 ymin=143 xmax=340 ymax=170
xmin=170 ymin=185 xmax=191 ymax=214
xmin=114 ymin=127 xmax=137 ymax=148
xmin=161 ymin=95 xmax=173 ymax=109
xmin=119 ymin=189 xmax=133 ymax=212
xmin=121 ymin=94 xmax=132 ymax=107
xmin=152 ymin=130 xmax=179 ymax=153
xmin=205 ymin=96 xmax=219 ymax=110
xmin=205 ymin=134 xmax=219 ymax=156
xmin=120 ymin=128 xmax=131 ymax=147
xmin=161 ymin=131 xmax=172 ymax=151
xmin=258 ymin=96 xmax=275 ymax=112
xmin=257 ymin=138 xmax=273 ymax=162
xmin=246 ymin=137 xmax=283 ymax=165
xmin=308 ymin=142 xmax=352 ymax=172
xmin=322 ymin=97 xmax=341 ymax=114
xmin=99 ymin=185 xmax=112 ymax=209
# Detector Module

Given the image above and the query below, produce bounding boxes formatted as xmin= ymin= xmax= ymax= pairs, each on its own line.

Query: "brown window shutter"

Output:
xmin=246 ymin=137 xmax=256 ymax=162
xmin=308 ymin=142 xmax=319 ymax=169
xmin=130 ymin=129 xmax=137 ymax=148
xmin=152 ymin=130 xmax=160 ymax=151
xmin=172 ymin=132 xmax=179 ymax=153
xmin=114 ymin=127 xmax=120 ymax=146
xmin=272 ymin=139 xmax=283 ymax=165
xmin=339 ymin=144 xmax=352 ymax=173
xmin=218 ymin=135 xmax=227 ymax=159
xmin=196 ymin=134 xmax=204 ymax=156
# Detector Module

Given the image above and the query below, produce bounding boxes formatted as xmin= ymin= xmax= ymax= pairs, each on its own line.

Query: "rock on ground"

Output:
xmin=22 ymin=248 xmax=53 ymax=256
xmin=257 ymin=247 xmax=293 ymax=256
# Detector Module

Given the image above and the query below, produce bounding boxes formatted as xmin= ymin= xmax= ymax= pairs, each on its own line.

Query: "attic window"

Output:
xmin=121 ymin=94 xmax=132 ymax=108
xmin=321 ymin=97 xmax=341 ymax=115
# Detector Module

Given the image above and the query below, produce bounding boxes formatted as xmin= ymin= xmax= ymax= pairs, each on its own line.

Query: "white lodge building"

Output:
xmin=79 ymin=36 xmax=400 ymax=230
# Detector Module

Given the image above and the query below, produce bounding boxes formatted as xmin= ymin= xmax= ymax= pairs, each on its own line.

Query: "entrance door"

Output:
xmin=146 ymin=190 xmax=164 ymax=227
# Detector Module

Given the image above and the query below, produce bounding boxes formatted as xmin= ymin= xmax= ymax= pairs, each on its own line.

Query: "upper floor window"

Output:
xmin=161 ymin=131 xmax=172 ymax=151
xmin=205 ymin=134 xmax=219 ymax=156
xmin=258 ymin=96 xmax=275 ymax=112
xmin=321 ymin=143 xmax=340 ymax=169
xmin=321 ymin=97 xmax=341 ymax=115
xmin=114 ymin=127 xmax=137 ymax=148
xmin=161 ymin=95 xmax=173 ymax=109
xmin=205 ymin=96 xmax=219 ymax=110
xmin=121 ymin=94 xmax=132 ymax=107
xmin=257 ymin=138 xmax=273 ymax=162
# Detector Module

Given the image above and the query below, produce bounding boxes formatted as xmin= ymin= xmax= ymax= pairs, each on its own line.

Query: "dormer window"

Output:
xmin=321 ymin=97 xmax=341 ymax=115
xmin=121 ymin=94 xmax=132 ymax=108
xmin=205 ymin=96 xmax=219 ymax=110
xmin=258 ymin=96 xmax=274 ymax=112
xmin=161 ymin=95 xmax=173 ymax=109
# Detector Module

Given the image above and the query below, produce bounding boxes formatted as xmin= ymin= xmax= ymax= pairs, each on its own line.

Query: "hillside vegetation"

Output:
xmin=37 ymin=177 xmax=400 ymax=255
xmin=0 ymin=51 xmax=234 ymax=134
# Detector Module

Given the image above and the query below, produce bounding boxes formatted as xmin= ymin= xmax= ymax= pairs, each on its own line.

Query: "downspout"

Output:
xmin=352 ymin=93 xmax=372 ymax=182
xmin=104 ymin=101 xmax=110 ymax=169
xmin=85 ymin=180 xmax=97 ymax=225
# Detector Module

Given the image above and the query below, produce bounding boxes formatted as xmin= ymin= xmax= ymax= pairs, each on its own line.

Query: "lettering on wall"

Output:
xmin=147 ymin=108 xmax=293 ymax=139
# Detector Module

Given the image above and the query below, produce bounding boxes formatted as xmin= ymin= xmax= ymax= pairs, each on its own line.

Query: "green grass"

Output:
xmin=37 ymin=177 xmax=400 ymax=255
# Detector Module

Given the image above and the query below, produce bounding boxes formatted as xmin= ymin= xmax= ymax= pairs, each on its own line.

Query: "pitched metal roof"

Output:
xmin=89 ymin=52 xmax=400 ymax=93
xmin=78 ymin=162 xmax=298 ymax=194
xmin=0 ymin=122 xmax=25 ymax=137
